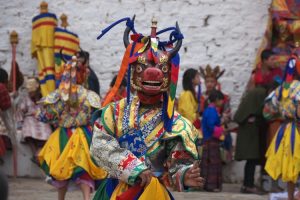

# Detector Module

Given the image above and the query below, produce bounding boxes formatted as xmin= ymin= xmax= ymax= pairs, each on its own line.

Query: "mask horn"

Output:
xmin=123 ymin=15 xmax=136 ymax=48
xmin=60 ymin=48 xmax=67 ymax=63
xmin=169 ymin=22 xmax=182 ymax=58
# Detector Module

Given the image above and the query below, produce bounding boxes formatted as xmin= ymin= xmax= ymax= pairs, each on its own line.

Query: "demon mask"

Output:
xmin=123 ymin=17 xmax=182 ymax=104
xmin=98 ymin=16 xmax=183 ymax=131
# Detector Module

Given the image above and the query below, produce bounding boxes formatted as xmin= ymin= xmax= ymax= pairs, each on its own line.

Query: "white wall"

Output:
xmin=0 ymin=0 xmax=271 ymax=181
xmin=0 ymin=0 xmax=271 ymax=109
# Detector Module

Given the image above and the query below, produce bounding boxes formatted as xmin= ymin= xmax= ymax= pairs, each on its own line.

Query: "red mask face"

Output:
xmin=131 ymin=48 xmax=171 ymax=96
xmin=121 ymin=19 xmax=182 ymax=106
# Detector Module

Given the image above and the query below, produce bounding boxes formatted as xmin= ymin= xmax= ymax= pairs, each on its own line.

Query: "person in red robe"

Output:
xmin=248 ymin=49 xmax=283 ymax=92
xmin=0 ymin=68 xmax=13 ymax=164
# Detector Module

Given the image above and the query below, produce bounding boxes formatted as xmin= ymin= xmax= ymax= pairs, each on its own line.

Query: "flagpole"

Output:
xmin=10 ymin=30 xmax=18 ymax=178
xmin=10 ymin=31 xmax=18 ymax=92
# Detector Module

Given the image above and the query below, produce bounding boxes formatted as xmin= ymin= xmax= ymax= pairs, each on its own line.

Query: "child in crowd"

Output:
xmin=200 ymin=65 xmax=233 ymax=163
xmin=201 ymin=89 xmax=226 ymax=192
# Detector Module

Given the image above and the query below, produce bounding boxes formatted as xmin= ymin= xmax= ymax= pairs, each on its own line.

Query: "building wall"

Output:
xmin=0 ymin=0 xmax=271 ymax=181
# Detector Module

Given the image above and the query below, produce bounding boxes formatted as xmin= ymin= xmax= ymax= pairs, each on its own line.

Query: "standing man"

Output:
xmin=247 ymin=49 xmax=282 ymax=91
xmin=235 ymin=49 xmax=283 ymax=194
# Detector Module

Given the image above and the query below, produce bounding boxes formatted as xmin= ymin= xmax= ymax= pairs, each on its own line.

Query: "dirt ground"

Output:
xmin=7 ymin=178 xmax=269 ymax=200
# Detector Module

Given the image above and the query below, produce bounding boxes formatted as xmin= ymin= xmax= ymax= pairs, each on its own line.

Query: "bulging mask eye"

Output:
xmin=162 ymin=65 xmax=169 ymax=73
xmin=136 ymin=65 xmax=143 ymax=73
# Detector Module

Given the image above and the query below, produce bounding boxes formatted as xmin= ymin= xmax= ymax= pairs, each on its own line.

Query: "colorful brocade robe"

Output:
xmin=264 ymin=80 xmax=300 ymax=183
xmin=90 ymin=96 xmax=200 ymax=191
xmin=36 ymin=85 xmax=100 ymax=128
xmin=36 ymin=85 xmax=107 ymax=181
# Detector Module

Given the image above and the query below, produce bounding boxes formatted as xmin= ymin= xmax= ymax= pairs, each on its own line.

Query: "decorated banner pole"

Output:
xmin=10 ymin=31 xmax=18 ymax=92
xmin=60 ymin=13 xmax=69 ymax=29
xmin=10 ymin=30 xmax=18 ymax=178
xmin=54 ymin=13 xmax=80 ymax=87
xmin=31 ymin=1 xmax=57 ymax=96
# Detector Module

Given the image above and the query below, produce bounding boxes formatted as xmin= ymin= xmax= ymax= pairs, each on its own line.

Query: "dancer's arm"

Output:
xmin=90 ymin=117 xmax=148 ymax=185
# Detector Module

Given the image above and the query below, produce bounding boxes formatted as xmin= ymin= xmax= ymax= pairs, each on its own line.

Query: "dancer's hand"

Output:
xmin=138 ymin=170 xmax=153 ymax=187
xmin=183 ymin=161 xmax=205 ymax=188
xmin=221 ymin=113 xmax=231 ymax=124
xmin=247 ymin=116 xmax=256 ymax=123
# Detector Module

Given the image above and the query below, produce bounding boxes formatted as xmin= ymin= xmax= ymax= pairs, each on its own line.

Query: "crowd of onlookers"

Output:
xmin=176 ymin=49 xmax=284 ymax=194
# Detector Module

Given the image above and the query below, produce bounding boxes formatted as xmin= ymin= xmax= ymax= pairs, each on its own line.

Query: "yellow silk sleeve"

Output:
xmin=178 ymin=90 xmax=198 ymax=123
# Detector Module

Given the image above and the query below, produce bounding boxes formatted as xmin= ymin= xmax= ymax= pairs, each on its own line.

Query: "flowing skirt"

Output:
xmin=37 ymin=126 xmax=107 ymax=189
xmin=93 ymin=177 xmax=174 ymax=200
xmin=201 ymin=138 xmax=222 ymax=191
xmin=265 ymin=122 xmax=300 ymax=183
